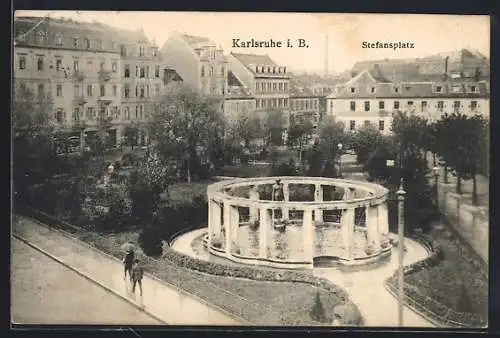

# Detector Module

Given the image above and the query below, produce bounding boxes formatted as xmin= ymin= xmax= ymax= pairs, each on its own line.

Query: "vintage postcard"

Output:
xmin=12 ymin=11 xmax=489 ymax=328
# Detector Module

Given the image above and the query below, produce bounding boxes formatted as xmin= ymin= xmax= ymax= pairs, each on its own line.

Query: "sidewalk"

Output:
xmin=12 ymin=215 xmax=243 ymax=326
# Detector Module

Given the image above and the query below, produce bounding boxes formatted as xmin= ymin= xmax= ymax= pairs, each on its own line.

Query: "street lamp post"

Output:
xmin=337 ymin=142 xmax=343 ymax=178
xmin=396 ymin=178 xmax=406 ymax=327
xmin=433 ymin=164 xmax=440 ymax=210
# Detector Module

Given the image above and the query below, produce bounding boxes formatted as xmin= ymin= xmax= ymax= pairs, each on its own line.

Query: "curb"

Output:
xmin=12 ymin=234 xmax=168 ymax=325
xmin=16 ymin=214 xmax=250 ymax=325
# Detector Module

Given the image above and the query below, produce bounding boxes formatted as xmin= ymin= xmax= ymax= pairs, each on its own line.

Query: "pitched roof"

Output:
xmin=180 ymin=33 xmax=212 ymax=46
xmin=225 ymin=71 xmax=254 ymax=99
xmin=230 ymin=52 xmax=277 ymax=67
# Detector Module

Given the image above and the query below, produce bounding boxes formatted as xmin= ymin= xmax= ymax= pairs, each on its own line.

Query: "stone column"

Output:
xmin=302 ymin=208 xmax=314 ymax=262
xmin=377 ymin=203 xmax=389 ymax=237
xmin=259 ymin=206 xmax=270 ymax=259
xmin=212 ymin=201 xmax=222 ymax=237
xmin=366 ymin=205 xmax=380 ymax=248
xmin=249 ymin=187 xmax=259 ymax=224
xmin=230 ymin=205 xmax=239 ymax=246
xmin=223 ymin=200 xmax=232 ymax=256
xmin=341 ymin=208 xmax=355 ymax=260
xmin=208 ymin=199 xmax=214 ymax=243
xmin=115 ymin=126 xmax=123 ymax=148
xmin=282 ymin=183 xmax=290 ymax=221
xmin=314 ymin=184 xmax=323 ymax=223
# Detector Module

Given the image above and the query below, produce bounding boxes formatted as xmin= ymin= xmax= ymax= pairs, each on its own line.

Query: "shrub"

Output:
xmin=138 ymin=225 xmax=163 ymax=258
xmin=310 ymin=292 xmax=328 ymax=323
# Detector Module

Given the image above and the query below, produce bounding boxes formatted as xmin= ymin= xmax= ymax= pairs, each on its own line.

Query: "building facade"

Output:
xmin=327 ymin=57 xmax=490 ymax=135
xmin=14 ymin=16 xmax=181 ymax=148
xmin=289 ymin=87 xmax=321 ymax=128
xmin=159 ymin=31 xmax=228 ymax=101
xmin=223 ymin=71 xmax=256 ymax=124
xmin=227 ymin=52 xmax=290 ymax=124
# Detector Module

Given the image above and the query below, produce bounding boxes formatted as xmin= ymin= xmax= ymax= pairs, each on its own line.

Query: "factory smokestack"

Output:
xmin=325 ymin=35 xmax=329 ymax=78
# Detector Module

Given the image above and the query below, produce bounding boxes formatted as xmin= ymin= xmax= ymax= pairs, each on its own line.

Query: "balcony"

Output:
xmin=73 ymin=95 xmax=87 ymax=106
xmin=98 ymin=96 xmax=114 ymax=104
xmin=98 ymin=70 xmax=112 ymax=82
xmin=72 ymin=71 xmax=85 ymax=82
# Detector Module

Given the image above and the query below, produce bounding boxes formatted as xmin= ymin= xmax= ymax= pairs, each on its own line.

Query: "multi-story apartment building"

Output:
xmin=14 ymin=16 xmax=182 ymax=148
xmin=159 ymin=32 xmax=228 ymax=104
xmin=227 ymin=52 xmax=290 ymax=125
xmin=223 ymin=71 xmax=256 ymax=125
xmin=289 ymin=86 xmax=321 ymax=129
xmin=14 ymin=16 xmax=122 ymax=145
xmin=327 ymin=52 xmax=490 ymax=135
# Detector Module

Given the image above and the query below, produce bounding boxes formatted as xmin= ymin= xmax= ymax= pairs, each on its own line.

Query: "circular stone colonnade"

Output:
xmin=205 ymin=177 xmax=392 ymax=269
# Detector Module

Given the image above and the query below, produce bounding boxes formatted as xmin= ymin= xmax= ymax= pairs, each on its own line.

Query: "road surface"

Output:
xmin=11 ymin=237 xmax=162 ymax=325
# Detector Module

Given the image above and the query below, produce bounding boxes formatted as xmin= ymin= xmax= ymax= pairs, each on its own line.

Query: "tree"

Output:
xmin=123 ymin=125 xmax=139 ymax=149
xmin=263 ymin=109 xmax=287 ymax=146
xmin=148 ymin=83 xmax=225 ymax=183
xmin=12 ymin=82 xmax=57 ymax=199
xmin=351 ymin=124 xmax=384 ymax=166
xmin=439 ymin=113 xmax=488 ymax=202
xmin=391 ymin=112 xmax=430 ymax=164
xmin=288 ymin=119 xmax=314 ymax=162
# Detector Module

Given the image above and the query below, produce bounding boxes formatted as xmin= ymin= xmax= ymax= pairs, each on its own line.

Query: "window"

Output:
xmin=124 ymin=65 xmax=130 ymax=78
xmin=120 ymin=45 xmax=127 ymax=57
xmin=153 ymin=48 xmax=157 ymax=57
xmin=139 ymin=45 xmax=145 ymax=57
xmin=364 ymin=101 xmax=370 ymax=112
xmin=407 ymin=101 xmax=414 ymax=106
xmin=73 ymin=60 xmax=79 ymax=72
xmin=73 ymin=84 xmax=81 ymax=97
xmin=471 ymin=101 xmax=478 ymax=110
xmin=55 ymin=34 xmax=63 ymax=47
xmin=140 ymin=67 xmax=145 ymax=78
xmin=284 ymin=83 xmax=288 ymax=91
xmin=364 ymin=120 xmax=370 ymax=127
xmin=349 ymin=120 xmax=356 ymax=131
xmin=113 ymin=85 xmax=117 ymax=96
xmin=73 ymin=107 xmax=80 ymax=121
xmin=370 ymin=87 xmax=376 ymax=93
xmin=379 ymin=101 xmax=385 ymax=110
xmin=421 ymin=101 xmax=427 ymax=112
xmin=135 ymin=106 xmax=139 ymax=119
xmin=86 ymin=107 xmax=92 ymax=119
xmin=56 ymin=84 xmax=62 ymax=97
xmin=470 ymin=85 xmax=478 ymax=93
xmin=155 ymin=65 xmax=160 ymax=78
xmin=379 ymin=120 xmax=385 ymax=131
xmin=73 ymin=37 xmax=79 ymax=48
xmin=37 ymin=84 xmax=44 ymax=98
xmin=221 ymin=66 xmax=225 ymax=77
xmin=124 ymin=107 xmax=130 ymax=119
xmin=124 ymin=84 xmax=130 ymax=98
xmin=87 ymin=61 xmax=92 ymax=72
xmin=140 ymin=87 xmax=145 ymax=98
xmin=100 ymin=61 xmax=105 ymax=71
xmin=350 ymin=87 xmax=356 ymax=93
xmin=437 ymin=101 xmax=444 ymax=111
xmin=330 ymin=101 xmax=333 ymax=110
xmin=35 ymin=30 xmax=45 ymax=44
xmin=273 ymin=83 xmax=277 ymax=91
xmin=201 ymin=66 xmax=205 ymax=77
xmin=55 ymin=59 xmax=62 ymax=71
xmin=87 ymin=85 xmax=93 ymax=96
xmin=209 ymin=66 xmax=214 ymax=76
xmin=350 ymin=101 xmax=356 ymax=111
xmin=453 ymin=101 xmax=461 ymax=110
xmin=394 ymin=101 xmax=400 ymax=110
xmin=435 ymin=85 xmax=443 ymax=93
xmin=56 ymin=109 xmax=64 ymax=123
xmin=100 ymin=85 xmax=105 ymax=96
xmin=18 ymin=55 xmax=26 ymax=70
xmin=135 ymin=65 xmax=139 ymax=77
xmin=84 ymin=37 xmax=91 ymax=49
xmin=37 ymin=56 xmax=44 ymax=71
xmin=146 ymin=66 xmax=150 ymax=78
xmin=155 ymin=84 xmax=160 ymax=96
xmin=393 ymin=85 xmax=400 ymax=93
xmin=112 ymin=62 xmax=117 ymax=73
xmin=113 ymin=106 xmax=119 ymax=119
xmin=96 ymin=39 xmax=103 ymax=49
xmin=135 ymin=86 xmax=139 ymax=97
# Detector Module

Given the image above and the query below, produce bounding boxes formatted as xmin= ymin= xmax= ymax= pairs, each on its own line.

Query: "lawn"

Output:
xmin=77 ymin=229 xmax=349 ymax=326
xmin=404 ymin=224 xmax=488 ymax=322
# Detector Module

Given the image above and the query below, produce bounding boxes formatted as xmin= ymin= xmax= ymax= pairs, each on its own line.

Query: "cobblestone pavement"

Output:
xmin=12 ymin=215 xmax=242 ymax=326
xmin=11 ymin=237 xmax=161 ymax=325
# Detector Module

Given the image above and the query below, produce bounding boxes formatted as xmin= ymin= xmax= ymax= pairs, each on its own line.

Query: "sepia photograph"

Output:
xmin=11 ymin=11 xmax=489 ymax=328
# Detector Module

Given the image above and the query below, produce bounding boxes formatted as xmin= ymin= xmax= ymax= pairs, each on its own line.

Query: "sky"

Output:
xmin=15 ymin=11 xmax=490 ymax=75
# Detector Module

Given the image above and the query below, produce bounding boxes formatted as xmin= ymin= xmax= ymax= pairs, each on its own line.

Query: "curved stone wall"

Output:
xmin=206 ymin=176 xmax=391 ymax=269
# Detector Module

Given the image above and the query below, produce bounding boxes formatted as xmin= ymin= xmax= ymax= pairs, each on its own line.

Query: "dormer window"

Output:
xmin=96 ymin=39 xmax=103 ymax=50
xmin=55 ymin=34 xmax=63 ymax=47
xmin=393 ymin=85 xmax=401 ymax=93
xmin=433 ymin=85 xmax=443 ymax=93
xmin=84 ymin=37 xmax=91 ymax=49
xmin=73 ymin=37 xmax=80 ymax=48
xmin=469 ymin=85 xmax=479 ymax=93
xmin=350 ymin=87 xmax=356 ymax=94
xmin=36 ymin=30 xmax=46 ymax=44
xmin=273 ymin=66 xmax=276 ymax=74
xmin=370 ymin=86 xmax=376 ymax=93
xmin=267 ymin=66 xmax=271 ymax=73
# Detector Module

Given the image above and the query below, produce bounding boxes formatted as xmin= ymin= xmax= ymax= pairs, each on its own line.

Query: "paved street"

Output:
xmin=12 ymin=215 xmax=243 ymax=326
xmin=11 ymin=237 xmax=161 ymax=325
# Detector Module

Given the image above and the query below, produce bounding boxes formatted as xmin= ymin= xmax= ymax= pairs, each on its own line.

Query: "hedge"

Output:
xmin=385 ymin=233 xmax=486 ymax=328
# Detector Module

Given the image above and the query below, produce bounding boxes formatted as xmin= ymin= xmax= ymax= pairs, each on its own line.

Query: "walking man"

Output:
xmin=131 ymin=259 xmax=144 ymax=297
xmin=123 ymin=249 xmax=135 ymax=281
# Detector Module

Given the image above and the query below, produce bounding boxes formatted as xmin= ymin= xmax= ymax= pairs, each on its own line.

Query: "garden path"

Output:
xmin=172 ymin=228 xmax=435 ymax=327
xmin=12 ymin=215 xmax=243 ymax=326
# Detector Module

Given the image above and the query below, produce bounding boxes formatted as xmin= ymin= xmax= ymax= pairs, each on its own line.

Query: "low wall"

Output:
xmin=437 ymin=182 xmax=488 ymax=264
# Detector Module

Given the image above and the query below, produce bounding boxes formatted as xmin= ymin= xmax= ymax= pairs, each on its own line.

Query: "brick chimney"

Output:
xmin=444 ymin=56 xmax=449 ymax=75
